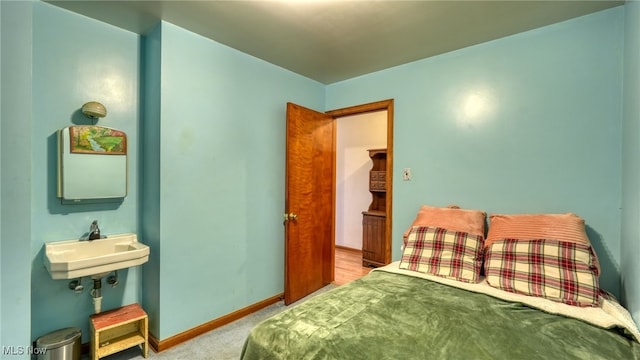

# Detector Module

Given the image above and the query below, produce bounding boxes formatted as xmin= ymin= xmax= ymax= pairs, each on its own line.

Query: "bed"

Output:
xmin=241 ymin=207 xmax=640 ymax=359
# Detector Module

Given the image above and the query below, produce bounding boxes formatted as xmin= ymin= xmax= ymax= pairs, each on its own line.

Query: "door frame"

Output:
xmin=326 ymin=99 xmax=394 ymax=268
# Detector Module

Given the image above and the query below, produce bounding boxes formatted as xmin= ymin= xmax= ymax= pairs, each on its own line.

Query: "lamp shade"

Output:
xmin=81 ymin=101 xmax=107 ymax=118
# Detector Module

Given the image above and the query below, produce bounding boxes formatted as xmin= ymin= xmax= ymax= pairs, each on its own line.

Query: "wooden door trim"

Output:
xmin=326 ymin=99 xmax=394 ymax=265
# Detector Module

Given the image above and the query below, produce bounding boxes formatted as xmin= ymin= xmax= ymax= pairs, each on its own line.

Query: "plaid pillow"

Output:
xmin=400 ymin=226 xmax=484 ymax=283
xmin=484 ymin=239 xmax=600 ymax=307
xmin=402 ymin=205 xmax=486 ymax=247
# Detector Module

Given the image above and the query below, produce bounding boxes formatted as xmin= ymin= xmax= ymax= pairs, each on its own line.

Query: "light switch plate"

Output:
xmin=402 ymin=168 xmax=411 ymax=181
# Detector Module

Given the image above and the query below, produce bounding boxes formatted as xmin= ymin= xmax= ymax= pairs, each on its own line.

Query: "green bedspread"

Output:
xmin=241 ymin=270 xmax=640 ymax=360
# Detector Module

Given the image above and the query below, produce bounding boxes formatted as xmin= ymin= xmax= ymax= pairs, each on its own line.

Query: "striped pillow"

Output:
xmin=400 ymin=226 xmax=484 ymax=283
xmin=484 ymin=239 xmax=600 ymax=307
xmin=485 ymin=213 xmax=591 ymax=249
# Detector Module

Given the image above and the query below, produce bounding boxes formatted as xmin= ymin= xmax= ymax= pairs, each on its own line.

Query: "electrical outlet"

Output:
xmin=402 ymin=168 xmax=412 ymax=181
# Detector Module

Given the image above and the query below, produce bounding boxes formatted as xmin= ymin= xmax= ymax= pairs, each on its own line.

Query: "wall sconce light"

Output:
xmin=81 ymin=101 xmax=107 ymax=119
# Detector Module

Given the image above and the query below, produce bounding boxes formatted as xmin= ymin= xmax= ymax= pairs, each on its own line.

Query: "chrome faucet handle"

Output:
xmin=88 ymin=220 xmax=101 ymax=240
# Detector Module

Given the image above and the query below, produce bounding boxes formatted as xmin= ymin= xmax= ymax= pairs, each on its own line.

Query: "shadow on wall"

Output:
xmin=586 ymin=225 xmax=620 ymax=298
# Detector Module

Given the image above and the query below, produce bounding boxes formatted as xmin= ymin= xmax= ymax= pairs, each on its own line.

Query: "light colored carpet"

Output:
xmin=84 ymin=284 xmax=337 ymax=360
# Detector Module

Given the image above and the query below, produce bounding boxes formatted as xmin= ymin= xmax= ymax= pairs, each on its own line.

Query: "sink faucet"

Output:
xmin=81 ymin=220 xmax=102 ymax=241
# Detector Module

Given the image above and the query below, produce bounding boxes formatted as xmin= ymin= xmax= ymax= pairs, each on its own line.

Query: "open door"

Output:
xmin=284 ymin=102 xmax=335 ymax=305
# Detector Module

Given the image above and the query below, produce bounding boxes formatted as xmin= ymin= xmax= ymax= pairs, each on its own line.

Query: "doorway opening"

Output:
xmin=333 ymin=110 xmax=386 ymax=283
xmin=327 ymin=99 xmax=394 ymax=280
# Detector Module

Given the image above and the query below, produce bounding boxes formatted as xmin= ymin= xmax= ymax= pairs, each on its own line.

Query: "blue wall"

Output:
xmin=0 ymin=0 xmax=636 ymax=354
xmin=622 ymin=0 xmax=640 ymax=324
xmin=326 ymin=7 xmax=624 ymax=296
xmin=1 ymin=0 xmax=33 ymax=353
xmin=28 ymin=2 xmax=141 ymax=342
xmin=141 ymin=21 xmax=324 ymax=339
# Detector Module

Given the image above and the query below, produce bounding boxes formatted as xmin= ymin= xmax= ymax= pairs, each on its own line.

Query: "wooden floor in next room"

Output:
xmin=333 ymin=246 xmax=372 ymax=286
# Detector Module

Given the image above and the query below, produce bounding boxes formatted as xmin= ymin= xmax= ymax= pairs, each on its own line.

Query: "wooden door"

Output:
xmin=284 ymin=102 xmax=335 ymax=305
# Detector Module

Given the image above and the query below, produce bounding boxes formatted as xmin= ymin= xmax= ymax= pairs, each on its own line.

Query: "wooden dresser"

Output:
xmin=362 ymin=148 xmax=388 ymax=267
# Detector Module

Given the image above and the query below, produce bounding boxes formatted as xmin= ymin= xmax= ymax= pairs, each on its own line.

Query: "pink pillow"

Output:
xmin=403 ymin=205 xmax=486 ymax=246
xmin=485 ymin=213 xmax=591 ymax=249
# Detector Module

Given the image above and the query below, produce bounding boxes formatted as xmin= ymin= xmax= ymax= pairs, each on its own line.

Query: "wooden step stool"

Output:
xmin=90 ymin=303 xmax=148 ymax=360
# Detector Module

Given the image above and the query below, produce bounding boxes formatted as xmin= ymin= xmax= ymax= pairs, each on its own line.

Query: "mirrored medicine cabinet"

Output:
xmin=57 ymin=125 xmax=128 ymax=203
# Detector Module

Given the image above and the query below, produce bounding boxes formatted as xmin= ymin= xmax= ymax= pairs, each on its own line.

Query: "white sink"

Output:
xmin=44 ymin=233 xmax=149 ymax=279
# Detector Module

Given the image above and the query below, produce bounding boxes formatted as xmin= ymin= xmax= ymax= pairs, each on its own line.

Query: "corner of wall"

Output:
xmin=140 ymin=20 xmax=162 ymax=339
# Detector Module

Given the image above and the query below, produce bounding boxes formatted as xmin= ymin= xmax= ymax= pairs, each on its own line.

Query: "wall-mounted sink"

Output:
xmin=44 ymin=233 xmax=149 ymax=279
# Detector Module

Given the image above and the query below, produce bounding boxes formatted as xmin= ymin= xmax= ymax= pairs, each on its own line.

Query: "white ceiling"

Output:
xmin=45 ymin=0 xmax=624 ymax=84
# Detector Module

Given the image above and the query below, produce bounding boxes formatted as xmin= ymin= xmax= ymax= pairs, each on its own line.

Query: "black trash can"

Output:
xmin=35 ymin=327 xmax=81 ymax=360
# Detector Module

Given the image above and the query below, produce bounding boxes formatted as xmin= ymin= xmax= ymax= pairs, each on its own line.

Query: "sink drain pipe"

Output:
xmin=91 ymin=278 xmax=103 ymax=313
